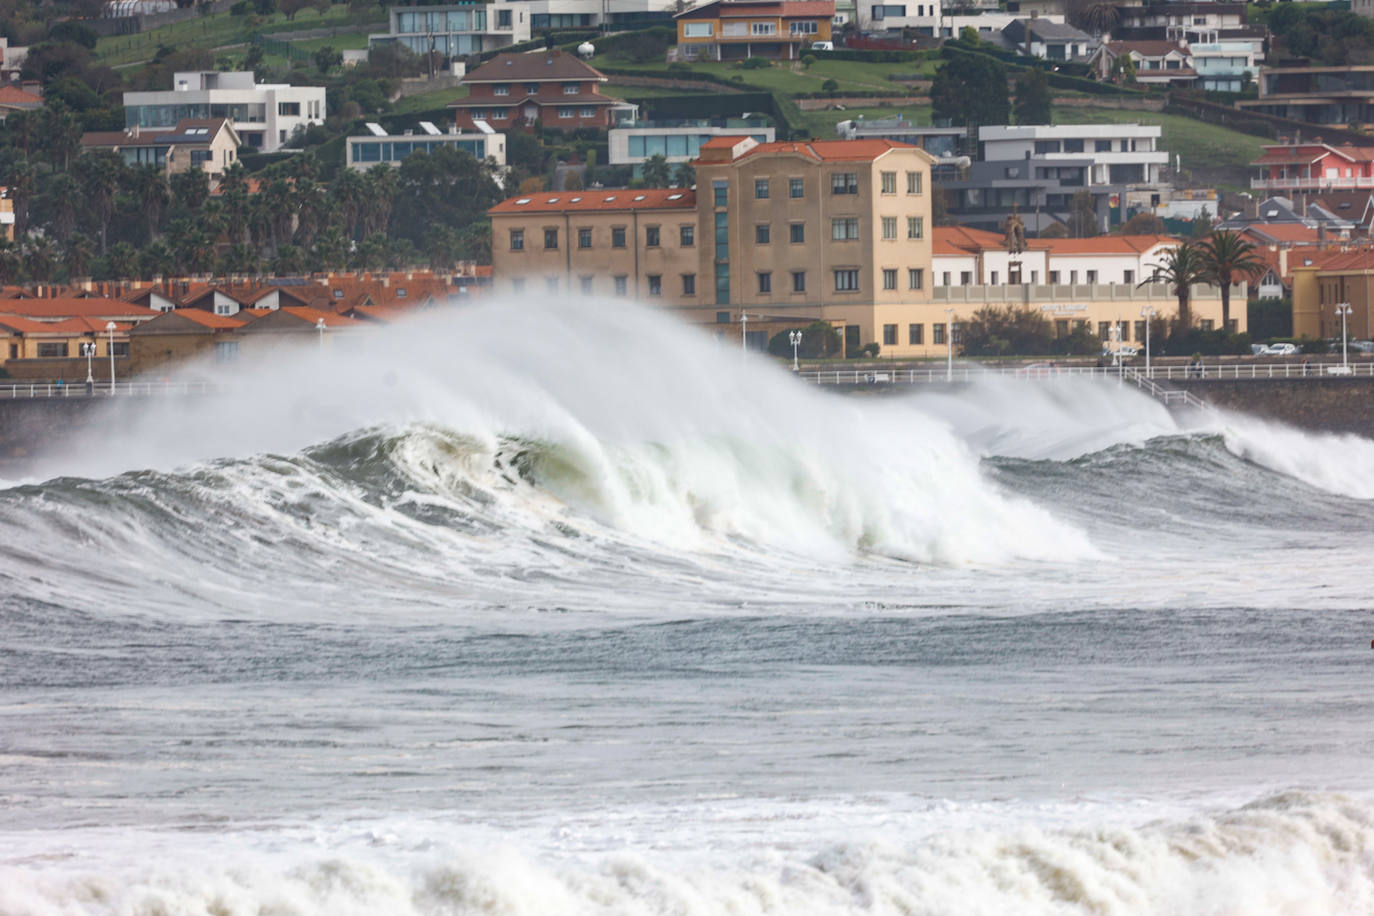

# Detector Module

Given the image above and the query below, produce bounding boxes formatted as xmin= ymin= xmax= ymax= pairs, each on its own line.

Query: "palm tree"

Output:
xmin=1140 ymin=241 xmax=1206 ymax=330
xmin=1198 ymin=229 xmax=1265 ymax=332
xmin=130 ymin=164 xmax=169 ymax=241
xmin=76 ymin=152 xmax=124 ymax=254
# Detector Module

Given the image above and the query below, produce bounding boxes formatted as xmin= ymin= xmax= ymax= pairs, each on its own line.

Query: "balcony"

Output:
xmin=1252 ymin=176 xmax=1374 ymax=191
xmin=932 ymin=282 xmax=1238 ymax=303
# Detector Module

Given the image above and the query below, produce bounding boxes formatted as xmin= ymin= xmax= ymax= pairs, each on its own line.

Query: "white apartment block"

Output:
xmin=609 ymin=121 xmax=775 ymax=169
xmin=123 ymin=71 xmax=325 ymax=152
xmin=346 ymin=121 xmax=507 ymax=172
xmin=979 ymin=123 xmax=1168 ymax=186
xmin=854 ymin=0 xmax=941 ymax=34
xmin=370 ymin=4 xmax=531 ymax=58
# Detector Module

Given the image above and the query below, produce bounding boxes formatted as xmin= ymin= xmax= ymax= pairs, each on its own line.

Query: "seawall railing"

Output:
xmin=0 ymin=381 xmax=221 ymax=399
xmin=797 ymin=362 xmax=1374 ymax=385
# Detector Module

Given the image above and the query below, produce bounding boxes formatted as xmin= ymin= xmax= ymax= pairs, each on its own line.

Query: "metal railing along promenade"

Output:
xmin=0 ymin=381 xmax=222 ymax=399
xmin=797 ymin=361 xmax=1374 ymax=386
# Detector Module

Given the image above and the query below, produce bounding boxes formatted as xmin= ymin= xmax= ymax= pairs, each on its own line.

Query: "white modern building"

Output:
xmin=1189 ymin=40 xmax=1257 ymax=93
xmin=853 ymin=0 xmax=940 ymax=35
xmin=979 ymin=123 xmax=1168 ymax=187
xmin=346 ymin=121 xmax=507 ymax=172
xmin=123 ymin=71 xmax=326 ymax=152
xmin=369 ymin=3 xmax=531 ymax=58
xmin=609 ymin=120 xmax=774 ymax=172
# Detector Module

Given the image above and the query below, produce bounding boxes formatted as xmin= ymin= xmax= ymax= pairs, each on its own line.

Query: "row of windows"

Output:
xmin=491 ymin=82 xmax=585 ymax=96
xmin=508 ymin=267 xmax=924 ymax=296
xmin=933 ymin=269 xmax=1135 ymax=286
xmin=723 ymin=171 xmax=925 ymax=204
xmin=509 ymin=225 xmax=696 ymax=251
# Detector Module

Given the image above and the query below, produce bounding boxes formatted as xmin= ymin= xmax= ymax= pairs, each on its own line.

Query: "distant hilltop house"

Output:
xmin=81 ymin=118 xmax=241 ymax=176
xmin=0 ymin=85 xmax=41 ymax=123
xmin=450 ymin=51 xmax=635 ymax=131
xmin=122 ymin=71 xmax=325 ymax=153
xmin=1237 ymin=66 xmax=1374 ymax=131
xmin=0 ymin=38 xmax=28 ymax=84
xmin=1000 ymin=18 xmax=1096 ymax=61
xmin=346 ymin=121 xmax=506 ymax=172
xmin=674 ymin=0 xmax=835 ymax=62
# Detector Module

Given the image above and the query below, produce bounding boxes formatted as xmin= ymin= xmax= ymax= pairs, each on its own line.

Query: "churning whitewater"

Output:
xmin=2 ymin=298 xmax=1373 ymax=915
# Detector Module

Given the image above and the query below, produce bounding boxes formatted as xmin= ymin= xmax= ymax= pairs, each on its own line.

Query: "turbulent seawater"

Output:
xmin=2 ymin=300 xmax=1373 ymax=915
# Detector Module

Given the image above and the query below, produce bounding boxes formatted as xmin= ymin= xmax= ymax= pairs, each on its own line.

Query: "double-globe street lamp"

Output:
xmin=789 ymin=330 xmax=802 ymax=371
xmin=106 ymin=321 xmax=117 ymax=393
xmin=1141 ymin=305 xmax=1158 ymax=377
xmin=1336 ymin=302 xmax=1353 ymax=370
xmin=82 ymin=341 xmax=96 ymax=395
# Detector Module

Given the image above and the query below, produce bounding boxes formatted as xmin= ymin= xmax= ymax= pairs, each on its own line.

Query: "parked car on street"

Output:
xmin=1264 ymin=342 xmax=1299 ymax=355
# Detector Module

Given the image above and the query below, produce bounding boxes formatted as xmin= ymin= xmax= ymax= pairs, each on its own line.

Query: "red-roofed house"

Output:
xmin=1250 ymin=141 xmax=1374 ymax=194
xmin=1089 ymin=41 xmax=1197 ymax=87
xmin=675 ymin=0 xmax=835 ymax=62
xmin=451 ymin=50 xmax=633 ymax=131
xmin=126 ymin=308 xmax=246 ymax=376
xmin=0 ymin=84 xmax=41 ymax=122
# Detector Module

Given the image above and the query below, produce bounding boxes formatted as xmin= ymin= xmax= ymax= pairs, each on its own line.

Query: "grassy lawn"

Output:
xmin=792 ymin=104 xmax=933 ymax=139
xmin=600 ymin=57 xmax=931 ymax=96
xmin=388 ymin=85 xmax=469 ymax=117
xmin=95 ymin=6 xmax=383 ymax=67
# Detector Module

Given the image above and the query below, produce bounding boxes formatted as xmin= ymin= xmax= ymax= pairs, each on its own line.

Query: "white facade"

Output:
xmin=369 ymin=4 xmax=531 ymax=58
xmin=609 ymin=122 xmax=774 ymax=167
xmin=1189 ymin=40 xmax=1256 ymax=92
xmin=346 ymin=123 xmax=507 ymax=172
xmin=854 ymin=0 xmax=941 ymax=34
xmin=123 ymin=72 xmax=326 ymax=152
xmin=979 ymin=123 xmax=1168 ymax=186
xmin=938 ymin=12 xmax=1062 ymax=39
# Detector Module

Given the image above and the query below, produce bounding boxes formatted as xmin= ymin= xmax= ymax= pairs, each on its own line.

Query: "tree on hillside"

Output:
xmin=1067 ymin=189 xmax=1099 ymax=237
xmin=1013 ymin=68 xmax=1051 ymax=125
xmin=641 ymin=153 xmax=671 ymax=188
xmin=1198 ymin=229 xmax=1265 ymax=332
xmin=1140 ymin=241 xmax=1206 ymax=329
xmin=932 ymin=53 xmax=1009 ymax=129
xmin=1066 ymin=0 xmax=1119 ymax=38
xmin=1120 ymin=212 xmax=1167 ymax=235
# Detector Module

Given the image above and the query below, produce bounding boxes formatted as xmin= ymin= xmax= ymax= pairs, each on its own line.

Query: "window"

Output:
xmin=834 ymin=269 xmax=859 ymax=291
xmin=578 ymin=228 xmax=592 ymax=248
xmin=755 ymin=178 xmax=770 ymax=199
xmin=563 ymin=82 xmax=581 ymax=95
xmin=990 ymin=270 xmax=999 ymax=285
xmin=683 ymin=274 xmax=697 ymax=295
xmin=952 ymin=323 xmax=963 ymax=345
xmin=906 ymin=171 xmax=923 ymax=194
xmin=1086 ymin=270 xmax=1098 ymax=283
xmin=580 ymin=275 xmax=593 ymax=294
xmin=758 ymin=271 xmax=772 ymax=293
xmin=1095 ymin=139 xmax=1111 ymax=152
xmin=907 ymin=216 xmax=924 ymax=239
xmin=883 ymin=324 xmax=897 ymax=346
xmin=512 ymin=278 xmax=526 ymax=293
xmin=882 ymin=217 xmax=897 ymax=239
xmin=37 ymin=342 xmax=68 ymax=358
xmin=941 ymin=272 xmax=950 ymax=286
xmin=215 ymin=340 xmax=238 ymax=362
xmin=713 ymin=180 xmax=728 ymax=207
xmin=790 ymin=19 xmax=818 ymax=33
xmin=792 ymin=270 xmax=805 ymax=292
xmin=557 ymin=107 xmax=574 ymax=119
xmin=1064 ymin=139 xmax=1084 ymax=153
xmin=752 ymin=223 xmax=769 ymax=244
xmin=646 ymin=226 xmax=660 ymax=247
xmin=908 ymin=268 xmax=923 ymax=290
xmin=716 ymin=310 xmax=730 ymax=323
xmin=882 ymin=268 xmax=897 ymax=290
xmin=648 ymin=274 xmax=662 ymax=296
xmin=789 ymin=223 xmax=804 ymax=243
xmin=832 ymin=218 xmax=859 ymax=240
xmin=881 ymin=171 xmax=897 ymax=194
xmin=680 ymin=224 xmax=695 ymax=246
xmin=908 ymin=323 xmax=923 ymax=345
xmin=789 ymin=177 xmax=804 ymax=198
xmin=1049 ymin=271 xmax=1060 ymax=284
xmin=494 ymin=83 xmax=510 ymax=96
xmin=546 ymin=277 xmax=559 ymax=293
xmin=1124 ymin=270 xmax=1134 ymax=284
xmin=544 ymin=228 xmax=558 ymax=249
xmin=933 ymin=323 xmax=946 ymax=345
xmin=525 ymin=83 xmax=538 ymax=95
xmin=614 ymin=275 xmax=628 ymax=296
xmin=1098 ymin=321 xmax=1112 ymax=339
xmin=497 ymin=9 xmax=512 ymax=27
xmin=831 ymin=172 xmax=858 ymax=195
xmin=579 ymin=107 xmax=596 ymax=119
xmin=751 ymin=21 xmax=776 ymax=34
xmin=715 ymin=212 xmax=728 ymax=247
xmin=684 ymin=21 xmax=713 ymax=36
xmin=278 ymin=102 xmax=300 ymax=116
xmin=960 ymin=271 xmax=972 ymax=285
xmin=191 ymin=150 xmax=211 ymax=168
xmin=612 ymin=227 xmax=626 ymax=248
xmin=510 ymin=229 xmax=524 ymax=250
xmin=1070 ymin=270 xmax=1078 ymax=284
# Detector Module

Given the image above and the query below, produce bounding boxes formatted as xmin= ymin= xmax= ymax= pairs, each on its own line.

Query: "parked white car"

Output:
xmin=1264 ymin=343 xmax=1299 ymax=355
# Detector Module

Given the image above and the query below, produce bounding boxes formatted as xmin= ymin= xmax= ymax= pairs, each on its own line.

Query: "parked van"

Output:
xmin=811 ymin=41 xmax=834 ymax=50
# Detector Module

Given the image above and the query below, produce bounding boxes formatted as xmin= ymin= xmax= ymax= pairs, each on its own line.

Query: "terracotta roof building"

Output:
xmin=81 ymin=118 xmax=240 ymax=176
xmin=675 ymin=0 xmax=835 ymax=62
xmin=450 ymin=51 xmax=634 ymax=131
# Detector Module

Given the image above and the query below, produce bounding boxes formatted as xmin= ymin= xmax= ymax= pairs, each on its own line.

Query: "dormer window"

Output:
xmin=524 ymin=83 xmax=538 ymax=94
xmin=493 ymin=83 xmax=510 ymax=96
xmin=563 ymin=82 xmax=580 ymax=94
xmin=333 ymin=289 xmax=344 ymax=298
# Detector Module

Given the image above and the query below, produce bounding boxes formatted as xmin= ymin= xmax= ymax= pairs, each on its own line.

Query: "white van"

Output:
xmin=811 ymin=41 xmax=834 ymax=50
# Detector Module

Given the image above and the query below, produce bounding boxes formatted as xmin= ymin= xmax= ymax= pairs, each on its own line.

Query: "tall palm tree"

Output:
xmin=1140 ymin=241 xmax=1206 ymax=330
xmin=1198 ymin=229 xmax=1265 ymax=332
xmin=130 ymin=164 xmax=169 ymax=242
xmin=76 ymin=151 xmax=123 ymax=255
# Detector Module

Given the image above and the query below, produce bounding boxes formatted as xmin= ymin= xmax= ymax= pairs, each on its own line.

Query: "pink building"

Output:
xmin=1251 ymin=141 xmax=1374 ymax=193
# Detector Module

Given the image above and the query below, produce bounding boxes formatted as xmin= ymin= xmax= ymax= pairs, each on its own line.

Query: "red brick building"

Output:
xmin=449 ymin=50 xmax=633 ymax=131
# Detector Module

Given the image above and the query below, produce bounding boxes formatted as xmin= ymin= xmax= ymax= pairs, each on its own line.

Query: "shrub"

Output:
xmin=767 ymin=321 xmax=841 ymax=359
xmin=741 ymin=57 xmax=771 ymax=69
xmin=821 ymin=78 xmax=839 ymax=94
xmin=801 ymin=54 xmax=816 ymax=68
xmin=858 ymin=342 xmax=880 ymax=358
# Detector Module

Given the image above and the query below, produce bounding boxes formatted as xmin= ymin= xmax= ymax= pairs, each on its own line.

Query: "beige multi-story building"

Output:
xmin=489 ymin=136 xmax=1235 ymax=357
xmin=490 ymin=136 xmax=936 ymax=351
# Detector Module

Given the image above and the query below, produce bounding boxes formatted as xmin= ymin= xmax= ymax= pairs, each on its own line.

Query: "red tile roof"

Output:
xmin=489 ymin=187 xmax=696 ymax=214
xmin=1239 ymin=224 xmax=1326 ymax=244
xmin=1037 ymin=234 xmax=1178 ymax=254
xmin=698 ymin=137 xmax=919 ymax=163
xmin=463 ymin=51 xmax=606 ymax=84
xmin=0 ymin=298 xmax=159 ymax=321
xmin=0 ymin=86 xmax=42 ymax=106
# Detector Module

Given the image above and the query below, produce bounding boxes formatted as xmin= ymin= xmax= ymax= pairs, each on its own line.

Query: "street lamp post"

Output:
xmin=789 ymin=329 xmax=802 ymax=371
xmin=105 ymin=321 xmax=117 ymax=394
xmin=1141 ymin=305 xmax=1157 ymax=377
xmin=316 ymin=317 xmax=327 ymax=350
xmin=945 ymin=307 xmax=954 ymax=382
xmin=740 ymin=312 xmax=748 ymax=359
xmin=1336 ymin=302 xmax=1352 ymax=370
xmin=82 ymin=341 xmax=95 ymax=395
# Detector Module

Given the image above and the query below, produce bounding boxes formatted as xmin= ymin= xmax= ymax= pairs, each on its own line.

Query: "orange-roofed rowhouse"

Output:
xmin=675 ymin=0 xmax=834 ymax=62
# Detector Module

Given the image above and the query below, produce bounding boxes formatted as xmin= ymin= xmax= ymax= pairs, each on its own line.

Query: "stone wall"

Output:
xmin=1172 ymin=376 xmax=1374 ymax=436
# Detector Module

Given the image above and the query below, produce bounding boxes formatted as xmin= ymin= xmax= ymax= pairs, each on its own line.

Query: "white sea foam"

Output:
xmin=3 ymin=792 xmax=1372 ymax=916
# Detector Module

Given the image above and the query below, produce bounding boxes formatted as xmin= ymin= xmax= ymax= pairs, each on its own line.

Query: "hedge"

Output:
xmin=811 ymin=48 xmax=926 ymax=63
